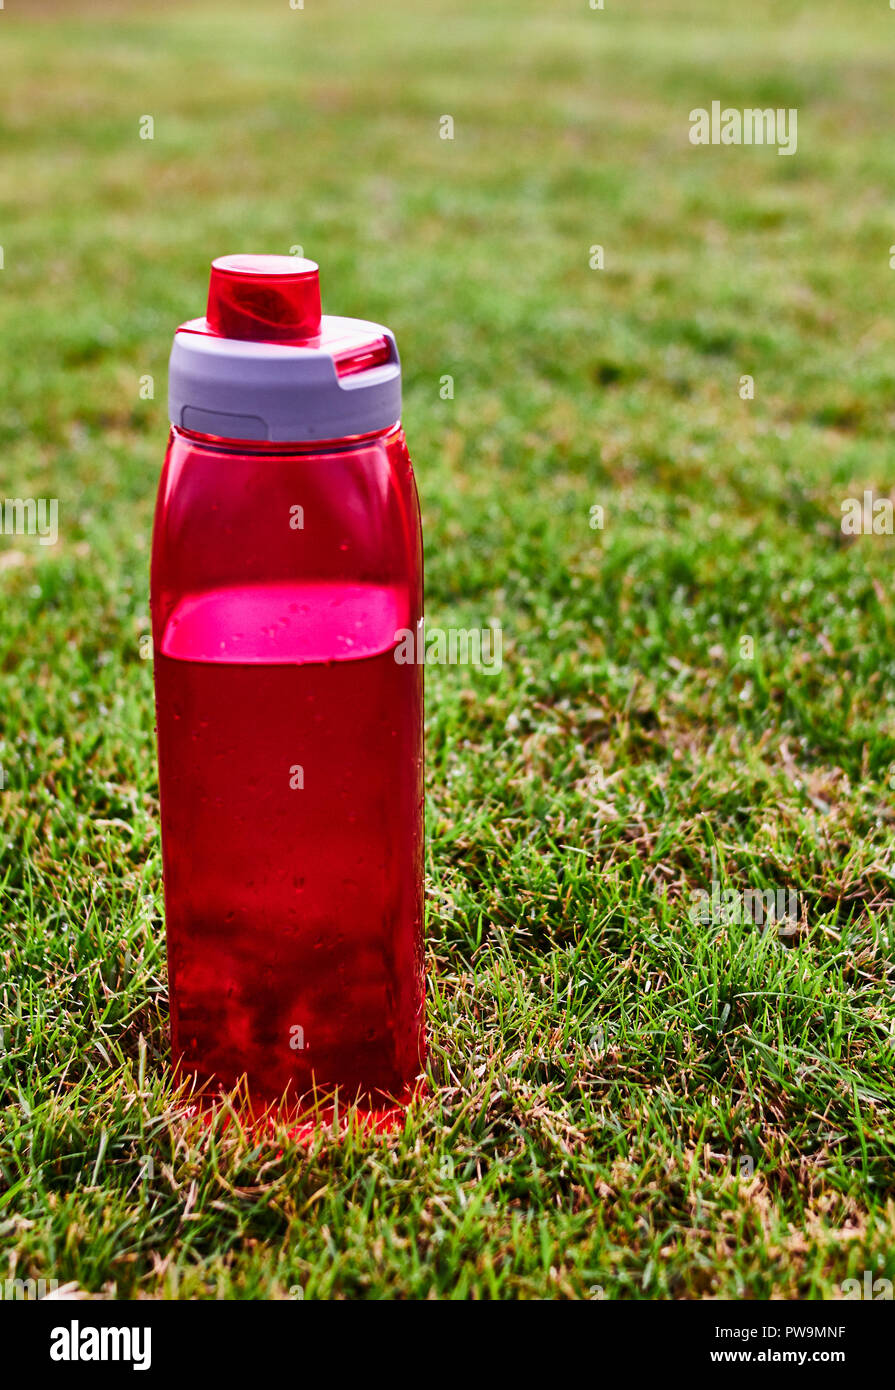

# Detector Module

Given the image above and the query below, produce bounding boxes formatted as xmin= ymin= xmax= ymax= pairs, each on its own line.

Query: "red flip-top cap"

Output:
xmin=206 ymin=254 xmax=322 ymax=343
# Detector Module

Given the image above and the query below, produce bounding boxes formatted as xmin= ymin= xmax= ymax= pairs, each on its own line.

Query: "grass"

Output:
xmin=1 ymin=0 xmax=894 ymax=1300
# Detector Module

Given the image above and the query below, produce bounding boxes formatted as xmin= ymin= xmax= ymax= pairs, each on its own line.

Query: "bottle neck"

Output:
xmin=171 ymin=421 xmax=402 ymax=456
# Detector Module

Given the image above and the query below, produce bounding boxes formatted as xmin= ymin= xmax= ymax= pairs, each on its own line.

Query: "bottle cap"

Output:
xmin=168 ymin=255 xmax=401 ymax=443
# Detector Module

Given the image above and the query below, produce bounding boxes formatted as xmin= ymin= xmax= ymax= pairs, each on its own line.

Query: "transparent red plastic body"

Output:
xmin=150 ymin=424 xmax=425 ymax=1116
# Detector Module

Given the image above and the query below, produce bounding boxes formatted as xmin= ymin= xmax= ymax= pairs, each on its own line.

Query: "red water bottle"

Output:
xmin=150 ymin=255 xmax=425 ymax=1121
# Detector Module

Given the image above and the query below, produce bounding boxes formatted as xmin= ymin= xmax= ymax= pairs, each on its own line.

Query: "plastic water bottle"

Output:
xmin=150 ymin=255 xmax=425 ymax=1121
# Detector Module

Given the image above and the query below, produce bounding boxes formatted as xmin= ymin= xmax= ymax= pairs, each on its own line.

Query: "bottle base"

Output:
xmin=175 ymin=1069 xmax=427 ymax=1142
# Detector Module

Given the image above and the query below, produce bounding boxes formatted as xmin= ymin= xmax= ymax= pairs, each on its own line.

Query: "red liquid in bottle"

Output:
xmin=151 ymin=427 xmax=424 ymax=1116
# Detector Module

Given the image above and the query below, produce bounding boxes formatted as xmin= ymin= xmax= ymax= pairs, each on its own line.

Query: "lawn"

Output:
xmin=0 ymin=0 xmax=893 ymax=1300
